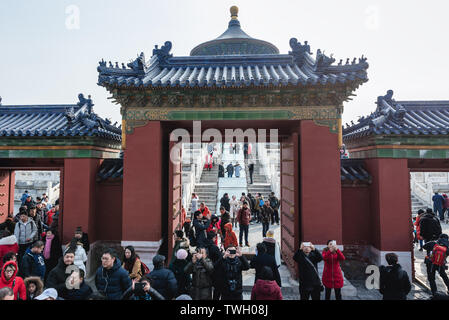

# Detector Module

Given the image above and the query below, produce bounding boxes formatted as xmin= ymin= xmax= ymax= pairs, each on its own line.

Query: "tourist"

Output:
xmin=0 ymin=212 xmax=16 ymax=235
xmin=236 ymin=201 xmax=251 ymax=247
xmin=226 ymin=163 xmax=234 ymax=178
xmin=95 ymin=248 xmax=132 ymax=300
xmin=46 ymin=249 xmax=76 ymax=296
xmin=20 ymin=190 xmax=30 ymax=206
xmin=293 ymin=241 xmax=323 ymax=300
xmin=65 ymin=237 xmax=88 ymax=273
xmin=218 ymin=207 xmax=231 ymax=241
xmin=169 ymin=248 xmax=191 ymax=296
xmin=423 ymin=233 xmax=449 ymax=295
xmin=0 ymin=287 xmax=14 ymax=300
xmin=207 ymin=215 xmax=221 ymax=245
xmin=229 ymin=195 xmax=239 ymax=228
xmin=0 ymin=261 xmax=26 ymax=300
xmin=322 ymin=240 xmax=345 ymax=300
xmin=250 ymin=243 xmax=281 ymax=287
xmin=0 ymin=230 xmax=18 ymax=269
xmin=24 ymin=276 xmax=43 ymax=300
xmin=248 ymin=161 xmax=254 ymax=184
xmin=193 ymin=210 xmax=212 ymax=248
xmin=23 ymin=195 xmax=35 ymax=210
xmin=419 ymin=208 xmax=442 ymax=242
xmin=218 ymin=162 xmax=225 ymax=178
xmin=14 ymin=211 xmax=37 ymax=264
xmin=414 ymin=209 xmax=425 ymax=251
xmin=254 ymin=194 xmax=262 ymax=223
xmin=220 ymin=193 xmax=231 ymax=212
xmin=263 ymin=230 xmax=281 ymax=268
xmin=199 ymin=202 xmax=211 ymax=218
xmin=185 ymin=247 xmax=214 ymax=300
xmin=61 ymin=269 xmax=93 ymax=300
xmin=148 ymin=254 xmax=177 ymax=300
xmin=27 ymin=206 xmax=43 ymax=241
xmin=21 ymin=240 xmax=46 ymax=280
xmin=215 ymin=246 xmax=249 ymax=300
xmin=191 ymin=193 xmax=199 ymax=218
xmin=122 ymin=245 xmax=143 ymax=281
xmin=2 ymin=252 xmax=18 ymax=268
xmin=121 ymin=276 xmax=165 ymax=300
xmin=204 ymin=232 xmax=222 ymax=264
xmin=234 ymin=162 xmax=242 ymax=178
xmin=443 ymin=194 xmax=449 ymax=222
xmin=251 ymin=266 xmax=282 ymax=300
xmin=433 ymin=192 xmax=445 ymax=221
xmin=223 ymin=223 xmax=238 ymax=250
xmin=379 ymin=253 xmax=411 ymax=300
xmin=74 ymin=227 xmax=90 ymax=254
xmin=243 ymin=143 xmax=249 ymax=160
xmin=42 ymin=229 xmax=63 ymax=280
xmin=204 ymin=153 xmax=213 ymax=171
xmin=260 ymin=200 xmax=273 ymax=238
xmin=268 ymin=192 xmax=280 ymax=225
xmin=170 ymin=230 xmax=190 ymax=265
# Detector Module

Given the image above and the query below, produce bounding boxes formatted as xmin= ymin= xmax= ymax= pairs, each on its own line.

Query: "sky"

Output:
xmin=0 ymin=0 xmax=448 ymax=125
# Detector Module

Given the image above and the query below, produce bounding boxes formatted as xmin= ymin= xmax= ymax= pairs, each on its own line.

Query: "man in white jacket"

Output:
xmin=14 ymin=211 xmax=37 ymax=263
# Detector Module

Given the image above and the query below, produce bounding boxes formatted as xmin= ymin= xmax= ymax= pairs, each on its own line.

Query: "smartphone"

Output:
xmin=331 ymin=240 xmax=337 ymax=246
xmin=303 ymin=242 xmax=311 ymax=247
xmin=135 ymin=282 xmax=145 ymax=293
xmin=229 ymin=249 xmax=237 ymax=254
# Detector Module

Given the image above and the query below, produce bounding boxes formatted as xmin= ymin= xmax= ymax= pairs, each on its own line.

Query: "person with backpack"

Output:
xmin=215 ymin=246 xmax=250 ymax=300
xmin=423 ymin=234 xmax=449 ymax=295
xmin=21 ymin=241 xmax=46 ymax=280
xmin=419 ymin=208 xmax=442 ymax=242
xmin=379 ymin=253 xmax=411 ymax=300
xmin=14 ymin=211 xmax=37 ymax=264
xmin=293 ymin=242 xmax=323 ymax=300
xmin=122 ymin=245 xmax=145 ymax=281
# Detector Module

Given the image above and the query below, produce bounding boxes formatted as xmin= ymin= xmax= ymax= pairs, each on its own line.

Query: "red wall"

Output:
xmin=122 ymin=121 xmax=163 ymax=241
xmin=94 ymin=181 xmax=123 ymax=242
xmin=300 ymin=120 xmax=343 ymax=244
xmin=365 ymin=158 xmax=411 ymax=251
xmin=341 ymin=186 xmax=372 ymax=245
xmin=63 ymin=158 xmax=101 ymax=243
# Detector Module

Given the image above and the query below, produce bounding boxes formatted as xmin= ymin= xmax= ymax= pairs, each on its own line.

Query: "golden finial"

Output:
xmin=230 ymin=6 xmax=239 ymax=20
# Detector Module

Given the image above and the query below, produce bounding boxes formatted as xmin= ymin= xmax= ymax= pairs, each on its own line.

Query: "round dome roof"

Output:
xmin=190 ymin=6 xmax=279 ymax=56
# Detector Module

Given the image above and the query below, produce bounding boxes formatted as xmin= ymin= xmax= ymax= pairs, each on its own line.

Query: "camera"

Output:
xmin=229 ymin=249 xmax=236 ymax=254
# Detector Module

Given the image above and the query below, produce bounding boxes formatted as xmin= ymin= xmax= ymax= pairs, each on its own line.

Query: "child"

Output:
xmin=24 ymin=277 xmax=43 ymax=300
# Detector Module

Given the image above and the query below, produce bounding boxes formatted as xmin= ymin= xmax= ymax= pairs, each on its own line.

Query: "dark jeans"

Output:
xmin=262 ymin=222 xmax=269 ymax=237
xmin=239 ymin=224 xmax=249 ymax=246
xmin=299 ymin=286 xmax=321 ymax=300
xmin=222 ymin=292 xmax=243 ymax=300
xmin=213 ymin=288 xmax=222 ymax=300
xmin=228 ymin=172 xmax=233 ymax=178
xmin=18 ymin=243 xmax=31 ymax=266
xmin=325 ymin=287 xmax=342 ymax=300
xmin=435 ymin=207 xmax=444 ymax=220
xmin=271 ymin=209 xmax=279 ymax=224
xmin=249 ymin=170 xmax=253 ymax=184
xmin=427 ymin=264 xmax=449 ymax=294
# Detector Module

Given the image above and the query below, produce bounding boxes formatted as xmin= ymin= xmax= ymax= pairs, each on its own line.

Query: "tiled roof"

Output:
xmin=0 ymin=94 xmax=122 ymax=142
xmin=96 ymin=158 xmax=371 ymax=184
xmin=341 ymin=159 xmax=371 ymax=184
xmin=97 ymin=9 xmax=368 ymax=90
xmin=97 ymin=158 xmax=123 ymax=182
xmin=343 ymin=90 xmax=449 ymax=142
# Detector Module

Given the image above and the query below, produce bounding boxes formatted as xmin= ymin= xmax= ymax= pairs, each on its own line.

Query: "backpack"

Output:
xmin=430 ymin=244 xmax=447 ymax=266
xmin=140 ymin=259 xmax=150 ymax=275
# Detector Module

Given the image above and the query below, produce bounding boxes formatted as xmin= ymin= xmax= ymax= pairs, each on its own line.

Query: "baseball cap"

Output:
xmin=35 ymin=288 xmax=58 ymax=300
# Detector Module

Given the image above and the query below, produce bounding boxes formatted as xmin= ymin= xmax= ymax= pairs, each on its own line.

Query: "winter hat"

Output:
xmin=176 ymin=249 xmax=188 ymax=260
xmin=35 ymin=288 xmax=58 ymax=300
xmin=266 ymin=230 xmax=274 ymax=238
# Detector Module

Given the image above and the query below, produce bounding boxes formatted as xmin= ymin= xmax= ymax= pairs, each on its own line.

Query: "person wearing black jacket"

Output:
xmin=215 ymin=246 xmax=250 ymax=300
xmin=74 ymin=227 xmax=90 ymax=254
xmin=423 ymin=234 xmax=449 ymax=295
xmin=193 ymin=211 xmax=211 ymax=248
xmin=379 ymin=253 xmax=411 ymax=300
xmin=121 ymin=276 xmax=165 ymax=300
xmin=148 ymin=254 xmax=177 ymax=300
xmin=250 ymin=243 xmax=281 ymax=287
xmin=293 ymin=242 xmax=323 ymax=300
xmin=220 ymin=194 xmax=231 ymax=212
xmin=419 ymin=208 xmax=442 ymax=242
xmin=45 ymin=249 xmax=76 ymax=296
xmin=218 ymin=163 xmax=225 ymax=178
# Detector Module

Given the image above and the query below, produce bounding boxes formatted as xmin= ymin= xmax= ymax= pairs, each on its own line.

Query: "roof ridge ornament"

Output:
xmin=77 ymin=94 xmax=94 ymax=113
xmin=315 ymin=49 xmax=335 ymax=72
xmin=127 ymin=52 xmax=146 ymax=73
xmin=153 ymin=42 xmax=172 ymax=64
xmin=289 ymin=38 xmax=311 ymax=67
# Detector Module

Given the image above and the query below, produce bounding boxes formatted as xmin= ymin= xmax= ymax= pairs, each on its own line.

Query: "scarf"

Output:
xmin=44 ymin=234 xmax=54 ymax=260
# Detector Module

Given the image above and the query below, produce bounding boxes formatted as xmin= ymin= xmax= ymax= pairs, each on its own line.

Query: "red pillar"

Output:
xmin=300 ymin=120 xmax=343 ymax=245
xmin=122 ymin=121 xmax=163 ymax=242
xmin=0 ymin=170 xmax=13 ymax=224
xmin=63 ymin=158 xmax=100 ymax=244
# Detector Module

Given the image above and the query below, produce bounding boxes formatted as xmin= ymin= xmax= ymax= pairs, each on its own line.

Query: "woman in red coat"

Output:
xmin=0 ymin=260 xmax=26 ymax=300
xmin=322 ymin=240 xmax=345 ymax=300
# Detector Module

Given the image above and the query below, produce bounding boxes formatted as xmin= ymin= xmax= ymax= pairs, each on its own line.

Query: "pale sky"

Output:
xmin=1 ymin=0 xmax=448 ymax=125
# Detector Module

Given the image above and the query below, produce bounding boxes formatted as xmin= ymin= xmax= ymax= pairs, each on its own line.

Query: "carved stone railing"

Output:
xmin=410 ymin=174 xmax=432 ymax=207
